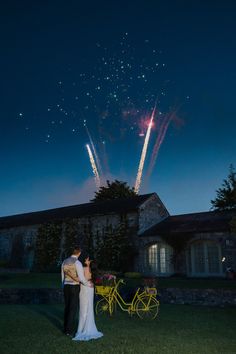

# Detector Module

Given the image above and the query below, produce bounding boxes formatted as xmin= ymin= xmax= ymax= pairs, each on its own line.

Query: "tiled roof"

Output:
xmin=0 ymin=193 xmax=155 ymax=230
xmin=140 ymin=209 xmax=236 ymax=236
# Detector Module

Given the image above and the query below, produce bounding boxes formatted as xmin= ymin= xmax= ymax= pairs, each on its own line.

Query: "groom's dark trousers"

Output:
xmin=63 ymin=284 xmax=80 ymax=335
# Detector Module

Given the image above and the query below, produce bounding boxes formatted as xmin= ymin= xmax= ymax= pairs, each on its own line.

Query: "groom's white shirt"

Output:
xmin=61 ymin=255 xmax=90 ymax=286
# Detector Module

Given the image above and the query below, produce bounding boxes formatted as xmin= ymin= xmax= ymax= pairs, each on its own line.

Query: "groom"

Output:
xmin=61 ymin=245 xmax=90 ymax=336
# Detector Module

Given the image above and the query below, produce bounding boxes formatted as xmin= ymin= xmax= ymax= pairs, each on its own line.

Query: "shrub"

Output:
xmin=0 ymin=260 xmax=9 ymax=268
xmin=124 ymin=272 xmax=142 ymax=278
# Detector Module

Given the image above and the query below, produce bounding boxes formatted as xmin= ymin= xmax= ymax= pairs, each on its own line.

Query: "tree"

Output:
xmin=211 ymin=164 xmax=236 ymax=210
xmin=91 ymin=180 xmax=137 ymax=202
xmin=230 ymin=217 xmax=236 ymax=233
xmin=95 ymin=221 xmax=136 ymax=272
xmin=62 ymin=218 xmax=80 ymax=259
xmin=34 ymin=222 xmax=62 ymax=272
xmin=9 ymin=234 xmax=24 ymax=268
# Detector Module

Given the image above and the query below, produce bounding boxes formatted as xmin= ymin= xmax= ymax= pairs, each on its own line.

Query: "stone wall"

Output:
xmin=0 ymin=210 xmax=142 ymax=271
xmin=0 ymin=287 xmax=235 ymax=306
xmin=138 ymin=194 xmax=169 ymax=234
xmin=136 ymin=231 xmax=236 ymax=277
xmin=0 ymin=288 xmax=63 ymax=304
xmin=159 ymin=287 xmax=236 ymax=306
xmin=0 ymin=225 xmax=38 ymax=268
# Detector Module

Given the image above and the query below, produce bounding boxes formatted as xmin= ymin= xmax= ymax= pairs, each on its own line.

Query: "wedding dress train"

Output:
xmin=73 ymin=284 xmax=103 ymax=341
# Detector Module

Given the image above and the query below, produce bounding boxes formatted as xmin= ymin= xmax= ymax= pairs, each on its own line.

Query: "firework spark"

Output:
xmin=134 ymin=108 xmax=155 ymax=194
xmin=84 ymin=123 xmax=103 ymax=176
xmin=86 ymin=144 xmax=101 ymax=189
xmin=146 ymin=111 xmax=175 ymax=181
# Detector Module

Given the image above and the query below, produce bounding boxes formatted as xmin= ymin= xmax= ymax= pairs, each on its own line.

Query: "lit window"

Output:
xmin=146 ymin=243 xmax=173 ymax=275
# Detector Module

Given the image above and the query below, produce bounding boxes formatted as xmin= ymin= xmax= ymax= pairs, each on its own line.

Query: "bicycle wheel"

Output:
xmin=135 ymin=296 xmax=159 ymax=319
xmin=95 ymin=298 xmax=114 ymax=316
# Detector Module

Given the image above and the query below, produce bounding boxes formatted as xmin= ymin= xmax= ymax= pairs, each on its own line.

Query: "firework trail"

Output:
xmin=98 ymin=122 xmax=110 ymax=176
xmin=86 ymin=144 xmax=101 ymax=189
xmin=145 ymin=111 xmax=174 ymax=180
xmin=84 ymin=123 xmax=103 ymax=176
xmin=134 ymin=108 xmax=155 ymax=194
xmin=99 ymin=141 xmax=110 ymax=177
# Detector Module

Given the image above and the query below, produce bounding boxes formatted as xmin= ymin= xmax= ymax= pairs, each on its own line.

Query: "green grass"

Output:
xmin=0 ymin=272 xmax=236 ymax=289
xmin=0 ymin=304 xmax=235 ymax=354
xmin=0 ymin=273 xmax=60 ymax=288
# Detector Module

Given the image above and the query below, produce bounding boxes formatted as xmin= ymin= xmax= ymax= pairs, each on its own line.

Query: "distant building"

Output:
xmin=0 ymin=193 xmax=235 ymax=277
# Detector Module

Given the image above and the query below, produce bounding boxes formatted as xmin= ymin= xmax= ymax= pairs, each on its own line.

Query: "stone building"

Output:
xmin=0 ymin=192 xmax=235 ymax=277
xmin=139 ymin=208 xmax=236 ymax=277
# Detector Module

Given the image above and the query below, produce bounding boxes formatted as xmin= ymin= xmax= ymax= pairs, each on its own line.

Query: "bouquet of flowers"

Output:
xmin=95 ymin=273 xmax=116 ymax=296
xmin=95 ymin=273 xmax=116 ymax=286
xmin=143 ymin=277 xmax=158 ymax=288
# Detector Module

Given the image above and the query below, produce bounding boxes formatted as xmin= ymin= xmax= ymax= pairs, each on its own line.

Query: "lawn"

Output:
xmin=1 ymin=272 xmax=236 ymax=289
xmin=0 ymin=272 xmax=60 ymax=288
xmin=0 ymin=304 xmax=235 ymax=354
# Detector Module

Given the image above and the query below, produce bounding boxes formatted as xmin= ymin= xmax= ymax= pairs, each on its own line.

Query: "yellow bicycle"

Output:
xmin=95 ymin=279 xmax=159 ymax=319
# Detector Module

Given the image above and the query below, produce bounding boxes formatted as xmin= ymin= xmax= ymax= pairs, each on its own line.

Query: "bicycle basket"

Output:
xmin=145 ymin=287 xmax=157 ymax=295
xmin=95 ymin=285 xmax=113 ymax=296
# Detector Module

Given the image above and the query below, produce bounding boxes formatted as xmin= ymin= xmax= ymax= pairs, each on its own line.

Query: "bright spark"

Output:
xmin=134 ymin=108 xmax=155 ymax=194
xmin=84 ymin=124 xmax=103 ymax=176
xmin=86 ymin=144 xmax=101 ymax=189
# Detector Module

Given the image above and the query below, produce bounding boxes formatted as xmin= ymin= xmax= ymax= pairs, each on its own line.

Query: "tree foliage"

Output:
xmin=91 ymin=180 xmax=137 ymax=202
xmin=9 ymin=234 xmax=24 ymax=268
xmin=62 ymin=219 xmax=80 ymax=259
xmin=34 ymin=222 xmax=62 ymax=272
xmin=211 ymin=164 xmax=236 ymax=210
xmin=33 ymin=219 xmax=96 ymax=271
xmin=95 ymin=221 xmax=136 ymax=272
xmin=230 ymin=217 xmax=236 ymax=233
xmin=161 ymin=233 xmax=193 ymax=274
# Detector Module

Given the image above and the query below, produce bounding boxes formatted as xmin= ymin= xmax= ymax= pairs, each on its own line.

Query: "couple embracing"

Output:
xmin=61 ymin=246 xmax=103 ymax=341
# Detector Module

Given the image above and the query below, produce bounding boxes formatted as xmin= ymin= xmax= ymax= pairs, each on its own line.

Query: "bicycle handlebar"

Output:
xmin=116 ymin=278 xmax=125 ymax=286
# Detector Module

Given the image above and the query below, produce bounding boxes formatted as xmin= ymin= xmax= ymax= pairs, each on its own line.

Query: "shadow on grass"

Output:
xmin=28 ymin=304 xmax=64 ymax=332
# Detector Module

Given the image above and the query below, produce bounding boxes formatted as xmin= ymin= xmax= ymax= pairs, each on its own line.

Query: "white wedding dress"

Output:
xmin=73 ymin=268 xmax=103 ymax=341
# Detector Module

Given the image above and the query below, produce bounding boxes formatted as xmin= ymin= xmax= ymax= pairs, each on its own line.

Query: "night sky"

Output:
xmin=1 ymin=1 xmax=236 ymax=217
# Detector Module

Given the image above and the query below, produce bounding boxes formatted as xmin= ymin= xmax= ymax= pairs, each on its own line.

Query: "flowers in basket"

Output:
xmin=143 ymin=277 xmax=158 ymax=294
xmin=95 ymin=273 xmax=116 ymax=287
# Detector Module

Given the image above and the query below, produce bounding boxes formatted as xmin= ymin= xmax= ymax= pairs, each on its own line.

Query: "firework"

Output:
xmin=146 ymin=111 xmax=174 ymax=180
xmin=134 ymin=108 xmax=155 ymax=193
xmin=84 ymin=123 xmax=103 ymax=176
xmin=86 ymin=144 xmax=101 ymax=189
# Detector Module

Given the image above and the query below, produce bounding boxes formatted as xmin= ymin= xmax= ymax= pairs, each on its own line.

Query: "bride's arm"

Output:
xmin=76 ymin=261 xmax=93 ymax=287
xmin=83 ymin=266 xmax=92 ymax=281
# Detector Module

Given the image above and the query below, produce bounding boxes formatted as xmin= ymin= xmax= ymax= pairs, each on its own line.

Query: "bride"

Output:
xmin=72 ymin=257 xmax=103 ymax=341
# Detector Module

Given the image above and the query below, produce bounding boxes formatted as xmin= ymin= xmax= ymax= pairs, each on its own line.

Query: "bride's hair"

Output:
xmin=83 ymin=257 xmax=98 ymax=284
xmin=90 ymin=261 xmax=99 ymax=284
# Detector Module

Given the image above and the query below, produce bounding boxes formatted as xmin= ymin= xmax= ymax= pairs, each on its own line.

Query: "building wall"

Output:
xmin=0 ymin=198 xmax=235 ymax=277
xmin=0 ymin=226 xmax=38 ymax=268
xmin=136 ymin=231 xmax=236 ymax=277
xmin=138 ymin=194 xmax=169 ymax=234
xmin=186 ymin=231 xmax=236 ymax=276
xmin=134 ymin=235 xmax=164 ymax=274
xmin=0 ymin=209 xmax=143 ymax=270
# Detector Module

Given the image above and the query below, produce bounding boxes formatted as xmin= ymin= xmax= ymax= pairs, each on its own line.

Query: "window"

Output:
xmin=145 ymin=242 xmax=173 ymax=275
xmin=188 ymin=240 xmax=223 ymax=276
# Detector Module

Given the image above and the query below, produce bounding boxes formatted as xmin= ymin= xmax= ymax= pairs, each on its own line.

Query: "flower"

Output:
xmin=143 ymin=277 xmax=158 ymax=288
xmin=95 ymin=273 xmax=116 ymax=286
xmin=95 ymin=277 xmax=103 ymax=285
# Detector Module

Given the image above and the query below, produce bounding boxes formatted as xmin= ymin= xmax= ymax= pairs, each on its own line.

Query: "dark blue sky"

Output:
xmin=1 ymin=0 xmax=235 ymax=216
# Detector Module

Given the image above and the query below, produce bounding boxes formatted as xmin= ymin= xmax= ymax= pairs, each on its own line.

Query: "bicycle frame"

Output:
xmin=110 ymin=286 xmax=139 ymax=313
xmin=96 ymin=279 xmax=159 ymax=319
xmin=105 ymin=279 xmax=156 ymax=315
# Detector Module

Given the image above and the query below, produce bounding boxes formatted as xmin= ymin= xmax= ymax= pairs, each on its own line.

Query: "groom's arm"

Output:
xmin=75 ymin=261 xmax=92 ymax=287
